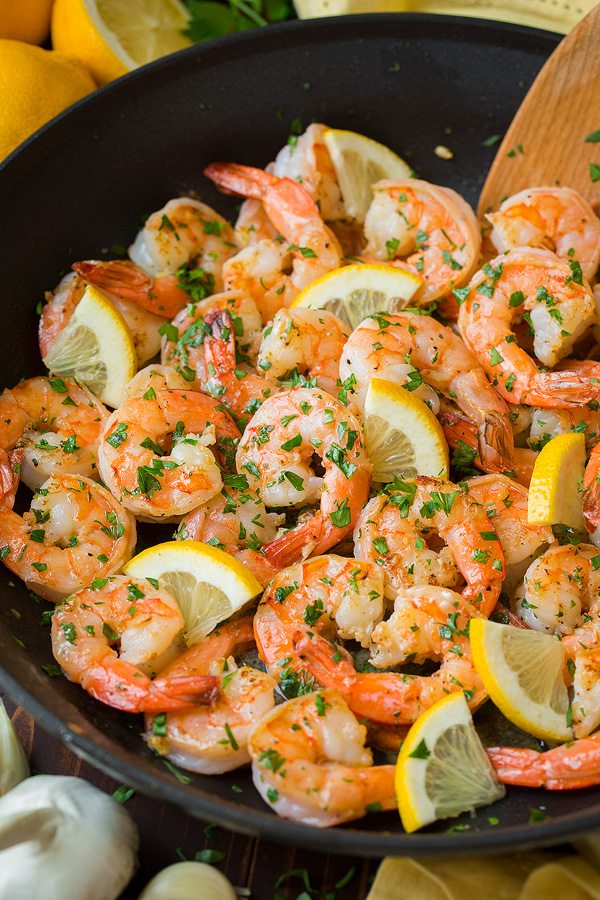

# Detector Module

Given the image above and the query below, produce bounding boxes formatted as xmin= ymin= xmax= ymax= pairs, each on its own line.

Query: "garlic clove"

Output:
xmin=0 ymin=774 xmax=138 ymax=900
xmin=138 ymin=861 xmax=237 ymax=900
xmin=0 ymin=701 xmax=29 ymax=796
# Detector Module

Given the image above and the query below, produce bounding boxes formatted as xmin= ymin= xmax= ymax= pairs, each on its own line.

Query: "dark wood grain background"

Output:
xmin=2 ymin=691 xmax=378 ymax=899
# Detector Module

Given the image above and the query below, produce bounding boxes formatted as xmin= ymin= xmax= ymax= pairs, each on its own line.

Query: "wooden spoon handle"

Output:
xmin=478 ymin=3 xmax=600 ymax=217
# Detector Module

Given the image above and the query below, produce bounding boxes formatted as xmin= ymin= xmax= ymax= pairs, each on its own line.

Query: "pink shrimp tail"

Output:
xmin=486 ymin=746 xmax=547 ymax=787
xmin=84 ymin=665 xmax=219 ymax=713
xmin=204 ymin=162 xmax=275 ymax=200
xmin=73 ymin=260 xmax=188 ymax=319
xmin=525 ymin=371 xmax=599 ymax=408
xmin=264 ymin=514 xmax=324 ymax=568
xmin=0 ymin=448 xmax=22 ymax=512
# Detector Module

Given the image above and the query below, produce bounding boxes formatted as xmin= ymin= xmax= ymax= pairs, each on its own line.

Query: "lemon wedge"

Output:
xmin=324 ymin=128 xmax=412 ymax=221
xmin=124 ymin=541 xmax=262 ymax=645
xmin=42 ymin=283 xmax=136 ymax=409
xmin=470 ymin=618 xmax=572 ymax=742
xmin=527 ymin=432 xmax=586 ymax=530
xmin=291 ymin=264 xmax=422 ymax=331
xmin=396 ymin=692 xmax=504 ymax=833
xmin=51 ymin=0 xmax=192 ymax=85
xmin=364 ymin=378 xmax=449 ymax=482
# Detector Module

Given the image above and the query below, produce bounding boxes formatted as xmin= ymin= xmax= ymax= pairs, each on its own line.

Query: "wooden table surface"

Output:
xmin=2 ymin=690 xmax=378 ymax=899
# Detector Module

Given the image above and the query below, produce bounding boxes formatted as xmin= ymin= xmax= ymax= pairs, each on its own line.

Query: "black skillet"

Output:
xmin=0 ymin=12 xmax=595 ymax=857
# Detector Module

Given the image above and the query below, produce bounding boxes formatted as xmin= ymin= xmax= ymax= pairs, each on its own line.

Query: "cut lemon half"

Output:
xmin=51 ymin=0 xmax=192 ymax=85
xmin=291 ymin=264 xmax=422 ymax=331
xmin=396 ymin=692 xmax=504 ymax=833
xmin=42 ymin=283 xmax=135 ymax=409
xmin=527 ymin=432 xmax=586 ymax=531
xmin=364 ymin=378 xmax=449 ymax=482
xmin=124 ymin=541 xmax=262 ymax=645
xmin=324 ymin=128 xmax=412 ymax=221
xmin=470 ymin=618 xmax=572 ymax=742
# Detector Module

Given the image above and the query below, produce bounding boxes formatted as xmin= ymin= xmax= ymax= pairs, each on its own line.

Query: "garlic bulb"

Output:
xmin=138 ymin=862 xmax=237 ymax=900
xmin=0 ymin=700 xmax=29 ymax=796
xmin=0 ymin=775 xmax=138 ymax=900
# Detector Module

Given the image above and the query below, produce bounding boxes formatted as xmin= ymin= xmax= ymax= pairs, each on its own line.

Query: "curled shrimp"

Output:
xmin=51 ymin=575 xmax=218 ymax=713
xmin=0 ymin=466 xmax=136 ymax=602
xmin=340 ymin=313 xmax=514 ymax=472
xmin=487 ymin=733 xmax=600 ymax=790
xmin=487 ymin=187 xmax=600 ymax=283
xmin=161 ymin=290 xmax=263 ymax=386
xmin=237 ymin=387 xmax=371 ymax=567
xmin=272 ymin=123 xmax=345 ymax=224
xmin=39 ymin=271 xmax=164 ymax=367
xmin=257 ymin=307 xmax=350 ymax=396
xmin=201 ymin=307 xmax=279 ymax=424
xmin=98 ymin=389 xmax=240 ymax=522
xmin=583 ymin=443 xmax=600 ymax=543
xmin=145 ymin=615 xmax=275 ymax=774
xmin=465 ymin=474 xmax=554 ymax=591
xmin=296 ymin=586 xmax=485 ymax=725
xmin=74 ymin=199 xmax=238 ymax=318
xmin=177 ymin=483 xmax=284 ymax=586
xmin=204 ymin=163 xmax=342 ymax=322
xmin=254 ymin=556 xmax=386 ymax=696
xmin=363 ymin=179 xmax=481 ymax=314
xmin=515 ymin=544 xmax=600 ymax=737
xmin=248 ymin=688 xmax=396 ymax=827
xmin=529 ymin=401 xmax=600 ymax=455
xmin=353 ymin=477 xmax=505 ymax=615
xmin=458 ymin=248 xmax=597 ymax=407
xmin=0 ymin=375 xmax=108 ymax=490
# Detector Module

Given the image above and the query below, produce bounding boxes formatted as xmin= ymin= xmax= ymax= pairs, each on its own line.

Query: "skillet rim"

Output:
xmin=1 ymin=12 xmax=589 ymax=857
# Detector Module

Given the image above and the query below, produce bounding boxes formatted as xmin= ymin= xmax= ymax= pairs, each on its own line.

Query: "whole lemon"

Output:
xmin=0 ymin=0 xmax=55 ymax=44
xmin=0 ymin=41 xmax=96 ymax=161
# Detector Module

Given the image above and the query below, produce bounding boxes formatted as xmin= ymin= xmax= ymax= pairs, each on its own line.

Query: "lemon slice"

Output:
xmin=51 ymin=0 xmax=191 ymax=85
xmin=364 ymin=378 xmax=449 ymax=482
xmin=470 ymin=618 xmax=572 ymax=742
xmin=396 ymin=692 xmax=504 ymax=833
xmin=527 ymin=432 xmax=586 ymax=530
xmin=42 ymin=284 xmax=135 ymax=409
xmin=324 ymin=128 xmax=413 ymax=221
xmin=124 ymin=541 xmax=262 ymax=645
xmin=291 ymin=264 xmax=422 ymax=331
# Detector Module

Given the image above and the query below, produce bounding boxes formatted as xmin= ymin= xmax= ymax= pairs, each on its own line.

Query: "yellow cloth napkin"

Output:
xmin=366 ymin=837 xmax=600 ymax=900
xmin=293 ymin=1 xmax=599 ymax=34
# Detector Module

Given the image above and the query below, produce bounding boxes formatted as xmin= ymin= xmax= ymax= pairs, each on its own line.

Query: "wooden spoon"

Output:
xmin=478 ymin=2 xmax=600 ymax=217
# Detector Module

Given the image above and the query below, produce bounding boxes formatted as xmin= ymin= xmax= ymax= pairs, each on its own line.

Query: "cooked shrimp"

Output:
xmin=51 ymin=575 xmax=218 ymax=712
xmin=515 ymin=544 xmax=600 ymax=737
xmin=340 ymin=313 xmax=515 ymax=472
xmin=177 ymin=483 xmax=284 ymax=586
xmin=353 ymin=477 xmax=505 ymax=615
xmin=237 ymin=387 xmax=371 ymax=566
xmin=39 ymin=271 xmax=164 ymax=366
xmin=248 ymin=689 xmax=396 ymax=827
xmin=257 ymin=307 xmax=350 ymax=396
xmin=74 ymin=199 xmax=238 ymax=318
xmin=487 ymin=733 xmax=600 ymax=789
xmin=363 ymin=179 xmax=480 ymax=314
xmin=487 ymin=187 xmax=600 ymax=283
xmin=161 ymin=290 xmax=263 ymax=386
xmin=458 ymin=248 xmax=597 ymax=407
xmin=272 ymin=124 xmax=345 ymax=221
xmin=98 ymin=389 xmax=240 ymax=522
xmin=0 ymin=375 xmax=108 ymax=490
xmin=295 ymin=586 xmax=485 ymax=725
xmin=204 ymin=163 xmax=342 ymax=322
xmin=465 ymin=474 xmax=554 ymax=573
xmin=122 ymin=365 xmax=192 ymax=402
xmin=583 ymin=443 xmax=600 ymax=544
xmin=145 ymin=616 xmax=275 ymax=774
xmin=0 ymin=466 xmax=136 ymax=602
xmin=529 ymin=402 xmax=600 ymax=454
xmin=201 ymin=308 xmax=279 ymax=424
xmin=254 ymin=557 xmax=386 ymax=696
